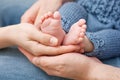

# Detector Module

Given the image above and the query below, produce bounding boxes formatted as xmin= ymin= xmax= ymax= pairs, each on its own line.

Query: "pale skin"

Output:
xmin=37 ymin=11 xmax=94 ymax=53
xmin=21 ymin=0 xmax=73 ymax=25
xmin=20 ymin=0 xmax=93 ymax=52
xmin=39 ymin=11 xmax=66 ymax=46
xmin=19 ymin=50 xmax=120 ymax=80
xmin=19 ymin=0 xmax=82 ymax=56
xmin=19 ymin=11 xmax=120 ymax=80
xmin=39 ymin=11 xmax=87 ymax=53
xmin=0 ymin=23 xmax=80 ymax=57
xmin=17 ymin=0 xmax=120 ymax=80
xmin=19 ymin=11 xmax=87 ymax=56
xmin=19 ymin=0 xmax=90 ymax=55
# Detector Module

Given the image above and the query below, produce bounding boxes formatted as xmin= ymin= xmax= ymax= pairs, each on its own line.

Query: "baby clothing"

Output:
xmin=59 ymin=0 xmax=120 ymax=59
xmin=59 ymin=2 xmax=88 ymax=32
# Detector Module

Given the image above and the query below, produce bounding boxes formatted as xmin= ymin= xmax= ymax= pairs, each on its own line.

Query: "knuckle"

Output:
xmin=39 ymin=59 xmax=50 ymax=68
xmin=41 ymin=62 xmax=49 ymax=67
xmin=45 ymin=63 xmax=66 ymax=76
xmin=56 ymin=63 xmax=66 ymax=74
xmin=30 ymin=46 xmax=40 ymax=56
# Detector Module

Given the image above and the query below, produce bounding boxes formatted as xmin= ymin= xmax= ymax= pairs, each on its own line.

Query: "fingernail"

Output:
xmin=50 ymin=37 xmax=58 ymax=46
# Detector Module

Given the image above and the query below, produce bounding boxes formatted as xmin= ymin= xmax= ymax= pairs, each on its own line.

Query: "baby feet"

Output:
xmin=39 ymin=11 xmax=86 ymax=53
xmin=63 ymin=19 xmax=87 ymax=53
xmin=39 ymin=11 xmax=65 ymax=46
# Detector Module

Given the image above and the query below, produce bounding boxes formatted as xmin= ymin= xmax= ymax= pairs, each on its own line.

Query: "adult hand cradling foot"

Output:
xmin=0 ymin=0 xmax=120 ymax=80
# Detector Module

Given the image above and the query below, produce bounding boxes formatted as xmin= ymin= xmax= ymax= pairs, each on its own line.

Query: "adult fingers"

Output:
xmin=18 ymin=47 xmax=34 ymax=62
xmin=31 ymin=54 xmax=74 ymax=78
xmin=25 ymin=41 xmax=80 ymax=56
xmin=32 ymin=56 xmax=62 ymax=76
xmin=21 ymin=0 xmax=40 ymax=23
xmin=31 ymin=30 xmax=58 ymax=46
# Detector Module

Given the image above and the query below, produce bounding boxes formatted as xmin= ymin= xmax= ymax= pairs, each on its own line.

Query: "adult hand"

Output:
xmin=33 ymin=54 xmax=120 ymax=80
xmin=2 ymin=23 xmax=78 ymax=56
xmin=21 ymin=0 xmax=64 ymax=26
xmin=0 ymin=23 xmax=55 ymax=48
xmin=31 ymin=53 xmax=102 ymax=80
xmin=22 ymin=50 xmax=120 ymax=80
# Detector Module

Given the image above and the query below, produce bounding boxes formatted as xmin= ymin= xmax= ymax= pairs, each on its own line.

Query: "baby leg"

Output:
xmin=59 ymin=2 xmax=87 ymax=32
xmin=63 ymin=19 xmax=87 ymax=53
xmin=39 ymin=11 xmax=65 ymax=46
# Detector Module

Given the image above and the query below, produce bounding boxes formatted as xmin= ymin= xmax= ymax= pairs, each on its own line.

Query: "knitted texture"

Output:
xmin=77 ymin=0 xmax=120 ymax=59
xmin=59 ymin=2 xmax=87 ymax=32
xmin=78 ymin=0 xmax=120 ymax=28
xmin=86 ymin=30 xmax=120 ymax=59
xmin=58 ymin=0 xmax=120 ymax=59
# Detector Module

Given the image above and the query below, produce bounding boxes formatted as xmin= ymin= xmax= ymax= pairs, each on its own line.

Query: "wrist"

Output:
xmin=78 ymin=61 xmax=104 ymax=80
xmin=88 ymin=62 xmax=120 ymax=80
xmin=0 ymin=26 xmax=15 ymax=48
xmin=75 ymin=58 xmax=96 ymax=80
xmin=87 ymin=62 xmax=103 ymax=80
xmin=3 ymin=25 xmax=19 ymax=45
xmin=0 ymin=27 xmax=10 ymax=41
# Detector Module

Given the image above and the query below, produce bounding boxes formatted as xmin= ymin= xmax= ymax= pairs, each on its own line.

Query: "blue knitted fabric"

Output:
xmin=78 ymin=0 xmax=120 ymax=28
xmin=59 ymin=2 xmax=87 ymax=32
xmin=77 ymin=0 xmax=120 ymax=59
xmin=59 ymin=0 xmax=120 ymax=59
